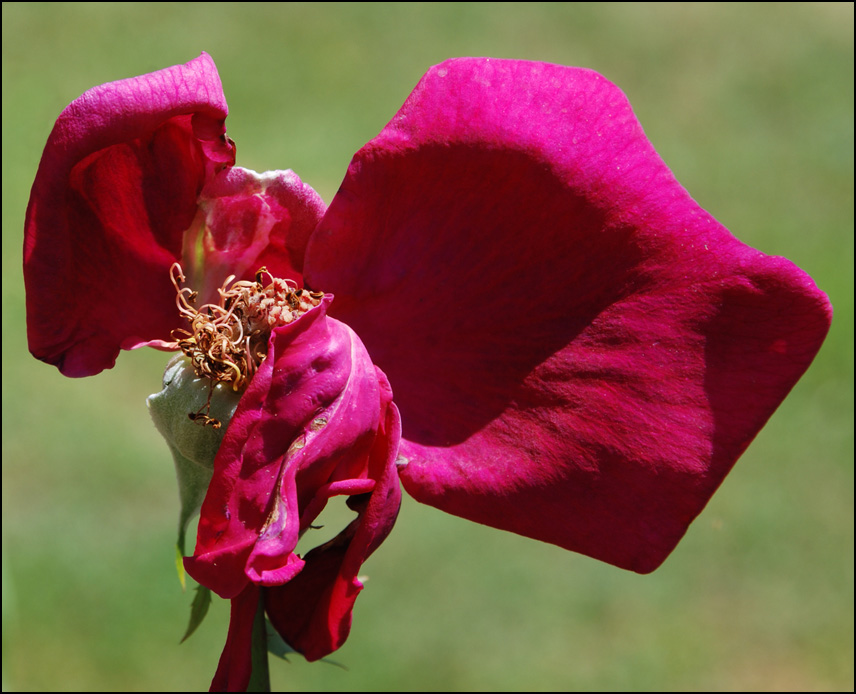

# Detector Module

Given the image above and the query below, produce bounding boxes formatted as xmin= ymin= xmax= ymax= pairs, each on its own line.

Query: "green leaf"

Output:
xmin=180 ymin=584 xmax=212 ymax=643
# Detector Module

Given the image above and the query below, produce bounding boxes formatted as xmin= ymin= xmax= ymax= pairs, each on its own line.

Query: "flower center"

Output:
xmin=170 ymin=263 xmax=324 ymax=426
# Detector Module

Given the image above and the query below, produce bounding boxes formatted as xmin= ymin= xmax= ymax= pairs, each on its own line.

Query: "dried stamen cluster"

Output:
xmin=170 ymin=263 xmax=324 ymax=426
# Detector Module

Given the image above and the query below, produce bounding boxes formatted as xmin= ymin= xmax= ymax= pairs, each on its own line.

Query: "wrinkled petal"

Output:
xmin=184 ymin=297 xmax=398 ymax=598
xmin=305 ymin=58 xmax=832 ymax=573
xmin=266 ymin=382 xmax=401 ymax=660
xmin=185 ymin=166 xmax=327 ymax=307
xmin=25 ymin=52 xmax=234 ymax=376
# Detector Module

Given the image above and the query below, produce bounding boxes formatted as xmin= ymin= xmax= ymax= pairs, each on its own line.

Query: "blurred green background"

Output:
xmin=2 ymin=2 xmax=853 ymax=691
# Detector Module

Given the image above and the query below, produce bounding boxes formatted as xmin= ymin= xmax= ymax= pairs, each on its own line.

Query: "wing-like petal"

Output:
xmin=305 ymin=58 xmax=832 ymax=572
xmin=25 ymin=52 xmax=234 ymax=376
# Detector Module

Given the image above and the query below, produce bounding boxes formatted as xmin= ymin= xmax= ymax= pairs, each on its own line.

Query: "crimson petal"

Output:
xmin=209 ymin=583 xmax=258 ymax=693
xmin=305 ymin=58 xmax=832 ymax=573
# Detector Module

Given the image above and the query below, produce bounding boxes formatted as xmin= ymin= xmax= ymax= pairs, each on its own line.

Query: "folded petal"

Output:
xmin=184 ymin=297 xmax=394 ymax=598
xmin=25 ymin=52 xmax=234 ymax=376
xmin=265 ymin=378 xmax=401 ymax=661
xmin=305 ymin=58 xmax=832 ymax=573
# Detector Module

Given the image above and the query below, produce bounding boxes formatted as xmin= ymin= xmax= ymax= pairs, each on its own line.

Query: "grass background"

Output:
xmin=2 ymin=2 xmax=853 ymax=691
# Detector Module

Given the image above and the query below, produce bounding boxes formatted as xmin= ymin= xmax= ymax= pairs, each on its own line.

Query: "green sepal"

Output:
xmin=265 ymin=618 xmax=297 ymax=662
xmin=147 ymin=354 xmax=242 ymax=582
xmin=265 ymin=619 xmax=346 ymax=669
xmin=175 ymin=543 xmax=186 ymax=591
xmin=180 ymin=583 xmax=212 ymax=643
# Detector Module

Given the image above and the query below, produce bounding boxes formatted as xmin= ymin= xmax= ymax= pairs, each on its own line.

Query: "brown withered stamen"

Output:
xmin=169 ymin=263 xmax=324 ymax=426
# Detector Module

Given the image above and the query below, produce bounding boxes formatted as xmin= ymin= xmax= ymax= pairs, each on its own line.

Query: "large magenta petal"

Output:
xmin=184 ymin=297 xmax=397 ymax=599
xmin=305 ymin=58 xmax=832 ymax=573
xmin=24 ymin=53 xmax=234 ymax=376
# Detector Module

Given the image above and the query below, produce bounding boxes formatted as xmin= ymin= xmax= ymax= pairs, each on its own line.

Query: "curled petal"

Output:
xmin=184 ymin=297 xmax=398 ymax=598
xmin=305 ymin=58 xmax=832 ymax=572
xmin=25 ymin=53 xmax=234 ymax=376
xmin=266 ymin=382 xmax=402 ymax=661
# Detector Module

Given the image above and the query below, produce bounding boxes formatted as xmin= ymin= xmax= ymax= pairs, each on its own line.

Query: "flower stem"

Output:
xmin=246 ymin=588 xmax=270 ymax=692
